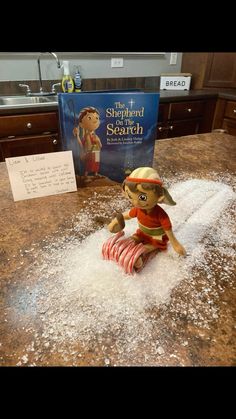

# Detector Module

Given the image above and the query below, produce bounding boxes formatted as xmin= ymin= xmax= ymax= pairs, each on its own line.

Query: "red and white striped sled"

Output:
xmin=102 ymin=231 xmax=158 ymax=275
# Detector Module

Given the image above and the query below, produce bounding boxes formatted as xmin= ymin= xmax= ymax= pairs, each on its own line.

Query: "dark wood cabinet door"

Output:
xmin=158 ymin=103 xmax=169 ymax=122
xmin=0 ymin=133 xmax=60 ymax=161
xmin=222 ymin=119 xmax=236 ymax=136
xmin=203 ymin=53 xmax=236 ymax=88
xmin=224 ymin=101 xmax=236 ymax=119
xmin=212 ymin=98 xmax=236 ymax=135
xmin=169 ymin=101 xmax=205 ymax=120
xmin=156 ymin=98 xmax=216 ymax=139
xmin=182 ymin=52 xmax=236 ymax=89
xmin=156 ymin=123 xmax=171 ymax=139
xmin=0 ymin=112 xmax=59 ymax=137
xmin=168 ymin=119 xmax=200 ymax=137
xmin=156 ymin=103 xmax=170 ymax=139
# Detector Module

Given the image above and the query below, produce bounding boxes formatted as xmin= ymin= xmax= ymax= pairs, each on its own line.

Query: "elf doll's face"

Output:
xmin=124 ymin=184 xmax=162 ymax=210
xmin=79 ymin=112 xmax=100 ymax=132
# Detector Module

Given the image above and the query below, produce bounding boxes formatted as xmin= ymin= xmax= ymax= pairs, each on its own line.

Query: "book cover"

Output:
xmin=58 ymin=91 xmax=160 ymax=183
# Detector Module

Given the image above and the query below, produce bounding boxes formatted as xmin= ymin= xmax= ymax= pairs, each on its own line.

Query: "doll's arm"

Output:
xmin=73 ymin=127 xmax=83 ymax=148
xmin=73 ymin=127 xmax=78 ymax=137
xmin=96 ymin=135 xmax=102 ymax=149
xmin=165 ymin=229 xmax=186 ymax=256
xmin=108 ymin=211 xmax=131 ymax=233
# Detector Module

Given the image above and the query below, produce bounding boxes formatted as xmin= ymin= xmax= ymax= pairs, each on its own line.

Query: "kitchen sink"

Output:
xmin=0 ymin=95 xmax=58 ymax=107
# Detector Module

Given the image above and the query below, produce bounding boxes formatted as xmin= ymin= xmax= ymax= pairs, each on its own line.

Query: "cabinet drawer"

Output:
xmin=0 ymin=112 xmax=58 ymax=137
xmin=0 ymin=133 xmax=60 ymax=160
xmin=169 ymin=101 xmax=205 ymax=120
xmin=156 ymin=123 xmax=171 ymax=139
xmin=169 ymin=119 xmax=200 ymax=137
xmin=224 ymin=101 xmax=236 ymax=120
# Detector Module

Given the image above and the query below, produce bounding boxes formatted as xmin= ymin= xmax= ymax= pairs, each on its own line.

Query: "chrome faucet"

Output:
xmin=36 ymin=52 xmax=61 ymax=96
xmin=19 ymin=83 xmax=32 ymax=95
xmin=51 ymin=82 xmax=62 ymax=93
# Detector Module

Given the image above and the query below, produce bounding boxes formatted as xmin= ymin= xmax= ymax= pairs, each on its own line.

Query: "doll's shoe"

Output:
xmin=134 ymin=249 xmax=159 ymax=273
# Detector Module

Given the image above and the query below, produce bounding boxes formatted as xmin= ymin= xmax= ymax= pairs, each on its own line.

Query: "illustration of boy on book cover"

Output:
xmin=58 ymin=92 xmax=160 ymax=184
xmin=73 ymin=106 xmax=103 ymax=178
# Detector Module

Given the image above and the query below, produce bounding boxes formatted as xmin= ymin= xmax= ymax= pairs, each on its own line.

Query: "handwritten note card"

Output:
xmin=6 ymin=151 xmax=77 ymax=201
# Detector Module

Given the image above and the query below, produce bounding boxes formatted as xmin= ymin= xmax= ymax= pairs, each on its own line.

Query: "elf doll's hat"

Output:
xmin=125 ymin=167 xmax=176 ymax=206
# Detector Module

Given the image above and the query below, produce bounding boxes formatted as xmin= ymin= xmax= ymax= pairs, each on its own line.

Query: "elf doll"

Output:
xmin=102 ymin=167 xmax=186 ymax=274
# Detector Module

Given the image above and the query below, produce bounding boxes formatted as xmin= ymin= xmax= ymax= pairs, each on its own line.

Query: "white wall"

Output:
xmin=0 ymin=52 xmax=182 ymax=81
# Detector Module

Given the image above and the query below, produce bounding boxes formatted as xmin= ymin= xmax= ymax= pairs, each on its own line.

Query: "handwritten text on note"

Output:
xmin=6 ymin=151 xmax=77 ymax=201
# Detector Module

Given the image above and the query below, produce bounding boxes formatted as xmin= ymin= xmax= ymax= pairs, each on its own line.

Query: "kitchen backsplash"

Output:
xmin=0 ymin=77 xmax=161 ymax=95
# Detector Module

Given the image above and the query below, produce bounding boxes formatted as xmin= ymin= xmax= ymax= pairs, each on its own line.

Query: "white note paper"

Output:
xmin=6 ymin=151 xmax=77 ymax=201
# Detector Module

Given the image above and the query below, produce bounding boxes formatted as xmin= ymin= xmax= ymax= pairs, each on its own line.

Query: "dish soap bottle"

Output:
xmin=74 ymin=67 xmax=82 ymax=92
xmin=61 ymin=60 xmax=74 ymax=93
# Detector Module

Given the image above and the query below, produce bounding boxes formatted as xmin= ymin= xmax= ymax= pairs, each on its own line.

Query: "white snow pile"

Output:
xmin=14 ymin=178 xmax=236 ymax=364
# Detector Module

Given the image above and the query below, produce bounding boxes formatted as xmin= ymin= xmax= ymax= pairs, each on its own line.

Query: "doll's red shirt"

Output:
xmin=129 ymin=205 xmax=172 ymax=231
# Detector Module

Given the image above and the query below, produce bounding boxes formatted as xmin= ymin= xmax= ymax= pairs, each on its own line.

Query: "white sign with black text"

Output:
xmin=160 ymin=75 xmax=191 ymax=90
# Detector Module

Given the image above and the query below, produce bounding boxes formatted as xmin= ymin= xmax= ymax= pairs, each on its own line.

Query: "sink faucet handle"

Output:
xmin=19 ymin=83 xmax=32 ymax=95
xmin=51 ymin=82 xmax=61 ymax=93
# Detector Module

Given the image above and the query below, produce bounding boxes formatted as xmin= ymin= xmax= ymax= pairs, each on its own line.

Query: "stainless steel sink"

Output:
xmin=0 ymin=95 xmax=58 ymax=108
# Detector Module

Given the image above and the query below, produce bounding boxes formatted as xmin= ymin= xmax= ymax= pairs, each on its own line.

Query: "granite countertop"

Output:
xmin=0 ymin=102 xmax=58 ymax=116
xmin=159 ymin=89 xmax=218 ymax=102
xmin=156 ymin=89 xmax=236 ymax=102
xmin=0 ymin=132 xmax=235 ymax=366
xmin=1 ymin=89 xmax=236 ymax=116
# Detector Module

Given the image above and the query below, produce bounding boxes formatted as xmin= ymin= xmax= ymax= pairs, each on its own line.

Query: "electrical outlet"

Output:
xmin=111 ymin=58 xmax=124 ymax=68
xmin=170 ymin=53 xmax=178 ymax=65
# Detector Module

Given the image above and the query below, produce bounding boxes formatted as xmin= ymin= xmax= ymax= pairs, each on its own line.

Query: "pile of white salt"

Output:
xmin=10 ymin=178 xmax=235 ymax=366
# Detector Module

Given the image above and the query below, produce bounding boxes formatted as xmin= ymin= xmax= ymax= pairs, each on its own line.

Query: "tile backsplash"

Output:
xmin=0 ymin=77 xmax=160 ymax=95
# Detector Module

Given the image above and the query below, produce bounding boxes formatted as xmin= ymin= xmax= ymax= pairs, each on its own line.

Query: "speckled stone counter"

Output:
xmin=1 ymin=89 xmax=235 ymax=115
xmin=153 ymin=132 xmax=236 ymax=176
xmin=0 ymin=132 xmax=235 ymax=366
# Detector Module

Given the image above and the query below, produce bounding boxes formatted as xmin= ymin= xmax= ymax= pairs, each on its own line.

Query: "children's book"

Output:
xmin=58 ymin=91 xmax=160 ymax=183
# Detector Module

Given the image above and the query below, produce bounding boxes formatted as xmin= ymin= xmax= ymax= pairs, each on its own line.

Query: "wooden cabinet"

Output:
xmin=157 ymin=103 xmax=170 ymax=139
xmin=204 ymin=53 xmax=236 ymax=89
xmin=0 ymin=111 xmax=61 ymax=161
xmin=1 ymin=133 xmax=60 ymax=159
xmin=156 ymin=98 xmax=216 ymax=139
xmin=212 ymin=99 xmax=236 ymax=136
xmin=181 ymin=53 xmax=236 ymax=89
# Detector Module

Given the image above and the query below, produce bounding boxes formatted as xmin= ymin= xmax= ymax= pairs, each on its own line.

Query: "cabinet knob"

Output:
xmin=26 ymin=122 xmax=32 ymax=129
xmin=52 ymin=138 xmax=58 ymax=145
xmin=169 ymin=125 xmax=174 ymax=130
xmin=158 ymin=126 xmax=171 ymax=132
xmin=233 ymin=109 xmax=236 ymax=113
xmin=187 ymin=108 xmax=192 ymax=112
